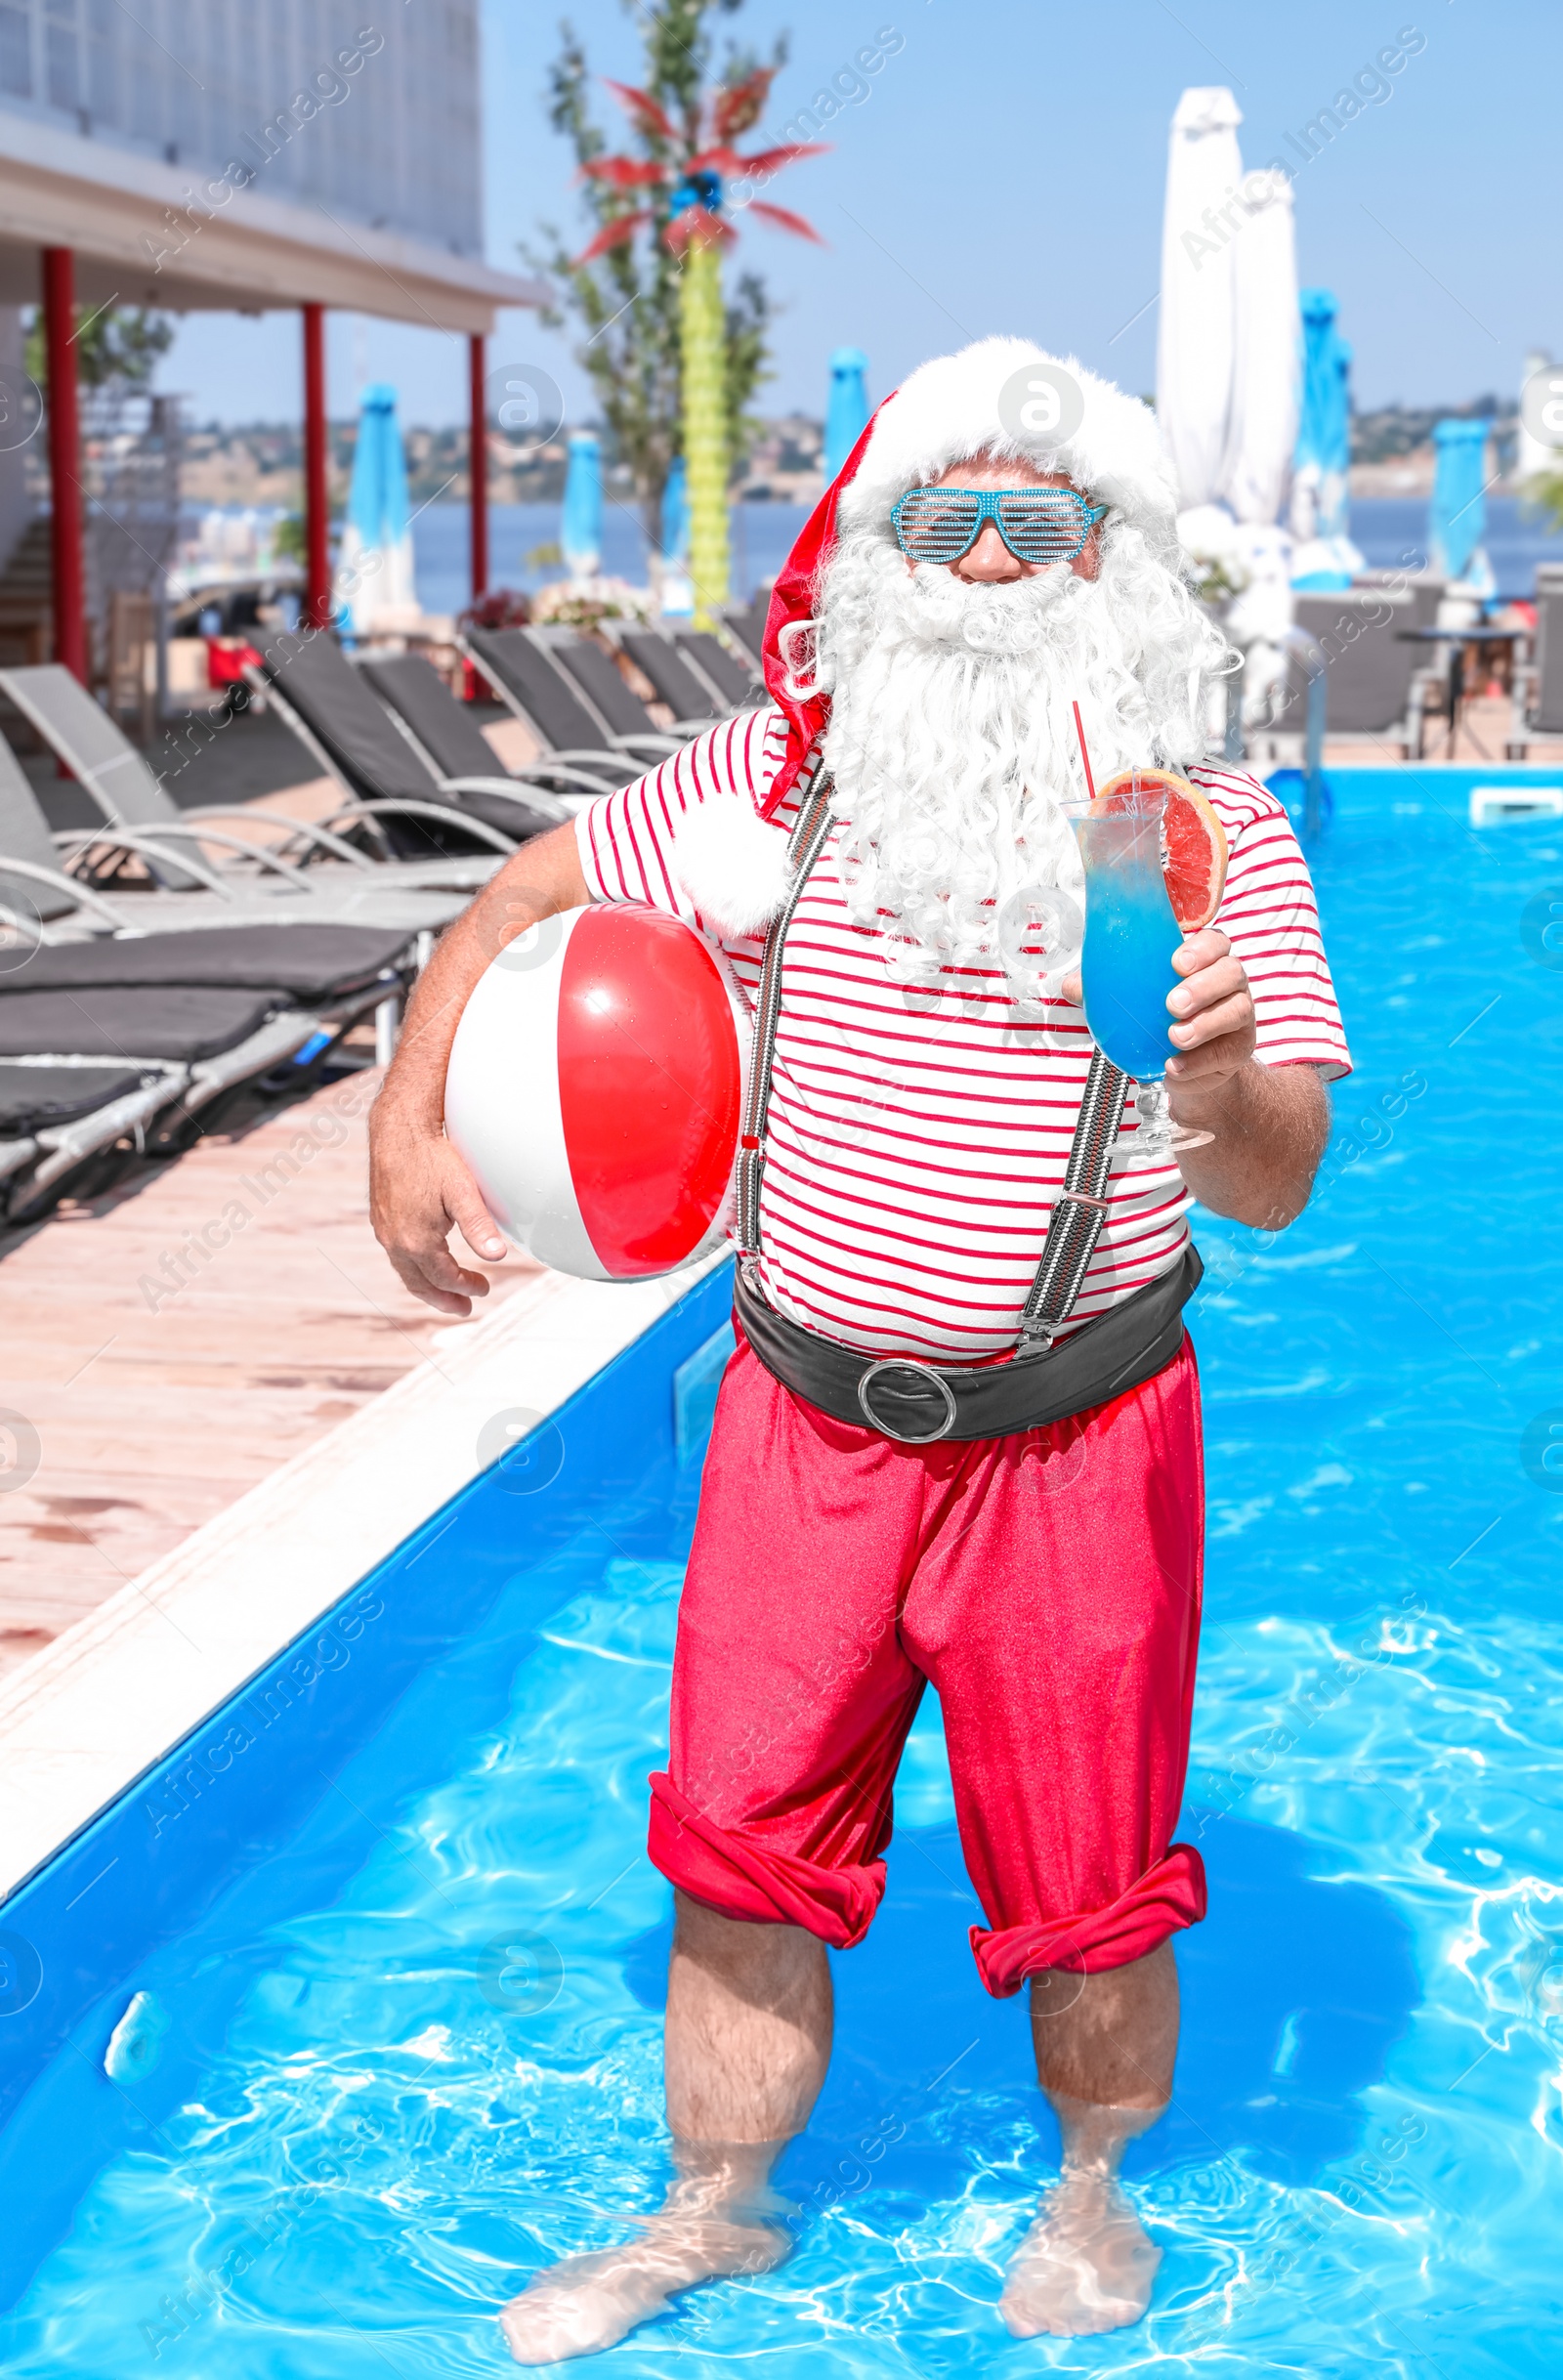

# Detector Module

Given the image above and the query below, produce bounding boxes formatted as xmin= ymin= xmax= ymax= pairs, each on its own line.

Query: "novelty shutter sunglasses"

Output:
xmin=890 ymin=485 xmax=1108 ymax=568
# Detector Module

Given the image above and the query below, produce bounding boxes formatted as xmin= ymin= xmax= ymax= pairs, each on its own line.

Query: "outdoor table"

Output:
xmin=1395 ymin=624 xmax=1528 ymax=759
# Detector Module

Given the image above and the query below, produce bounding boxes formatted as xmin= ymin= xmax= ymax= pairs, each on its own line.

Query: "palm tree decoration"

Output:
xmin=576 ymin=68 xmax=823 ymax=626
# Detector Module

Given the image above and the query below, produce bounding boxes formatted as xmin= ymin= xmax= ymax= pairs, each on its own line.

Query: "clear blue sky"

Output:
xmin=159 ymin=0 xmax=1555 ymax=428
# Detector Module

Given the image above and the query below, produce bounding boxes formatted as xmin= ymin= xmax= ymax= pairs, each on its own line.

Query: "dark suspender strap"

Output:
xmin=735 ymin=771 xmax=1127 ymax=1349
xmin=736 ymin=773 xmax=835 ymax=1257
xmin=1017 ymin=1047 xmax=1128 ymax=1347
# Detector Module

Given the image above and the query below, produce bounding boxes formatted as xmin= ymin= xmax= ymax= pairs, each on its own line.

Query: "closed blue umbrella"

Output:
xmin=661 ymin=453 xmax=690 ymax=563
xmin=561 ymin=430 xmax=602 ymax=580
xmin=1429 ymin=418 xmax=1493 ymax=588
xmin=824 ymin=348 xmax=869 ymax=485
xmin=335 ymin=382 xmax=417 ymax=633
xmin=1289 ymin=290 xmax=1361 ymax=589
xmin=658 ymin=452 xmax=693 ymax=616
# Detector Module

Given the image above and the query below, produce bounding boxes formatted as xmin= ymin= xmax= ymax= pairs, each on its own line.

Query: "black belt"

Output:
xmin=735 ymin=1242 xmax=1202 ymax=1444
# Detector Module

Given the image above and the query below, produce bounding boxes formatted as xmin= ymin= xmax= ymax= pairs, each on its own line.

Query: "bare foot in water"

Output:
xmin=500 ymin=2144 xmax=790 ymax=2365
xmin=999 ymin=2164 xmax=1162 ymax=2338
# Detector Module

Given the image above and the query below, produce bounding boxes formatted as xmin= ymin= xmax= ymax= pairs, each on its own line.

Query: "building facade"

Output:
xmin=0 ymin=0 xmax=482 ymax=256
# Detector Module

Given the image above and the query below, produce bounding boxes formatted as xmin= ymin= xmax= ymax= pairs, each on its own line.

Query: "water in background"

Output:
xmin=410 ymin=495 xmax=1563 ymax=615
xmin=5 ymin=773 xmax=1563 ymax=2373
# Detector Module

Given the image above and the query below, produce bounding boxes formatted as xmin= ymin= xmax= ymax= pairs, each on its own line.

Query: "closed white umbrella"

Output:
xmin=1156 ymin=86 xmax=1245 ymax=512
xmin=1220 ymin=169 xmax=1299 ymax=528
xmin=1217 ymin=168 xmax=1300 ymax=727
xmin=1516 ymin=348 xmax=1559 ymax=488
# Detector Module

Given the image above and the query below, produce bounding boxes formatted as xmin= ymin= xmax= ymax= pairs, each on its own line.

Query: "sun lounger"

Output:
xmin=10 ymin=919 xmax=417 ymax=1002
xmin=0 ymin=1057 xmax=185 ymax=1212
xmin=0 ymin=730 xmax=465 ymax=945
xmin=1275 ymin=588 xmax=1423 ymax=744
xmin=609 ymin=625 xmax=727 ymax=724
xmin=457 ymin=628 xmax=646 ymax=786
xmin=0 ymin=663 xmax=494 ymax=916
xmin=0 ymin=923 xmax=415 ymax=1217
xmin=357 ymin=653 xmax=617 ymax=814
xmin=252 ymin=631 xmax=570 ymax=865
xmin=1533 ymin=565 xmax=1563 ymax=734
xmin=669 ymin=625 xmax=763 ymax=708
xmin=529 ymin=626 xmax=691 ymax=759
xmin=720 ymin=595 xmax=772 ymax=673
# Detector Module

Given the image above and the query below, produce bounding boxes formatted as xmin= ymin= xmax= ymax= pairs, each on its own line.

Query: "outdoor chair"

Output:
xmin=1274 ymin=587 xmax=1422 ymax=747
xmin=670 ymin=624 xmax=763 ymax=708
xmin=250 ymin=631 xmax=570 ymax=866
xmin=457 ymin=628 xmax=646 ymax=786
xmin=608 ymin=625 xmax=728 ymax=724
xmin=529 ymin=626 xmax=692 ymax=760
xmin=357 ymin=653 xmax=616 ymax=815
xmin=0 ymin=662 xmax=499 ymax=916
xmin=0 ymin=731 xmax=465 ymax=947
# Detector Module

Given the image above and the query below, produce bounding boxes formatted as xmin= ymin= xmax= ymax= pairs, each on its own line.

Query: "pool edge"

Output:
xmin=0 ymin=1254 xmax=727 ymax=1901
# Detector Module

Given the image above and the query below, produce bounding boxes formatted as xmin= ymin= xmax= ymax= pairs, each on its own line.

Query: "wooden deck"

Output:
xmin=1323 ymin=693 xmax=1563 ymax=771
xmin=0 ymin=1061 xmax=543 ymax=1680
xmin=0 ymin=707 xmax=547 ymax=1683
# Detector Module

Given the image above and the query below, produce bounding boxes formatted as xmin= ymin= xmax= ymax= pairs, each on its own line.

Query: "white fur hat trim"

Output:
xmin=672 ymin=797 xmax=794 ymax=940
xmin=835 ymin=335 xmax=1177 ymax=542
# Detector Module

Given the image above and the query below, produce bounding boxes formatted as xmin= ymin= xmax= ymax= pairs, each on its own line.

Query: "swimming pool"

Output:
xmin=2 ymin=765 xmax=1560 ymax=2373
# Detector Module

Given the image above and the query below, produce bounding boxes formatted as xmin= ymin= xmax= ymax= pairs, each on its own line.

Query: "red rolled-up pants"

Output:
xmin=649 ymin=1323 xmax=1207 ymax=1996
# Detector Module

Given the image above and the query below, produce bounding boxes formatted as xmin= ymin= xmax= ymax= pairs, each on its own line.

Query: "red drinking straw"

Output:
xmin=1072 ymin=700 xmax=1096 ymax=800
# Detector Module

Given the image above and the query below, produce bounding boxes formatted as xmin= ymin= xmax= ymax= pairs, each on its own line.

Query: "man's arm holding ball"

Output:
xmin=1063 ymin=926 xmax=1332 ymax=1230
xmin=368 ymin=825 xmax=591 ymax=1316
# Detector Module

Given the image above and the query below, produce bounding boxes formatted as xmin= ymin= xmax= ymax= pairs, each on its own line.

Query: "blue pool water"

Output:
xmin=3 ymin=767 xmax=1563 ymax=2372
xmin=1077 ymin=812 xmax=1182 ymax=1081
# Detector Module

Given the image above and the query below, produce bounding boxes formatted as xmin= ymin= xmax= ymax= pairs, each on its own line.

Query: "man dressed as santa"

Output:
xmin=369 ymin=338 xmax=1350 ymax=2359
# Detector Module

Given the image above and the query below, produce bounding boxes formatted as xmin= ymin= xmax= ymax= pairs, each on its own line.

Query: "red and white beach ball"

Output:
xmin=444 ymin=904 xmax=746 ymax=1282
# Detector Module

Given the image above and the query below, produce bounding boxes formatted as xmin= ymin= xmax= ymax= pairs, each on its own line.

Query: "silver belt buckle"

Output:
xmin=857 ymin=1357 xmax=958 ymax=1444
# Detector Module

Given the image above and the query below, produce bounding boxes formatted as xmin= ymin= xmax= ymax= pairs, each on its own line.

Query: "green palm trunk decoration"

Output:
xmin=570 ymin=55 xmax=824 ymax=619
xmin=679 ymin=234 xmax=728 ymax=624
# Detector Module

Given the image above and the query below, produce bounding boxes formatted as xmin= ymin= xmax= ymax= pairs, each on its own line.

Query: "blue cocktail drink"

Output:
xmin=1077 ymin=808 xmax=1180 ymax=1079
xmin=1069 ymin=789 xmax=1213 ymax=1166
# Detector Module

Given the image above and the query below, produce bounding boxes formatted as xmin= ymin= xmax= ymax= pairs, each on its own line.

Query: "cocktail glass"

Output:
xmin=1066 ymin=786 xmax=1212 ymax=1169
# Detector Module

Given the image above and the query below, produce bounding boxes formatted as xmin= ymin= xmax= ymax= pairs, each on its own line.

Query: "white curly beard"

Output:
xmin=814 ymin=518 xmax=1229 ymax=1006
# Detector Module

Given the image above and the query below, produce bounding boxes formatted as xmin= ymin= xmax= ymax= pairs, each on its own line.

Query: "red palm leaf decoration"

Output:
xmin=574 ymin=211 xmax=651 ymax=266
xmin=603 ymin=78 xmax=679 ymax=144
xmin=580 ymin=156 xmax=666 ymax=188
xmin=710 ymin=66 xmax=775 ymax=141
xmin=746 ymin=200 xmax=825 ymax=243
xmin=727 ymin=141 xmax=829 ymax=178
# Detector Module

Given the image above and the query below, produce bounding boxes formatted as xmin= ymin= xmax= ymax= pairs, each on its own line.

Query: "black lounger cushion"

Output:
xmin=0 ymin=987 xmax=284 ymax=1061
xmin=8 ymin=923 xmax=413 ymax=1001
xmin=0 ymin=1062 xmax=147 ymax=1134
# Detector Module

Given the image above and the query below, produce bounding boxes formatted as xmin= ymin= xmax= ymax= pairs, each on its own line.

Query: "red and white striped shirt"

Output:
xmin=577 ymin=707 xmax=1350 ymax=1363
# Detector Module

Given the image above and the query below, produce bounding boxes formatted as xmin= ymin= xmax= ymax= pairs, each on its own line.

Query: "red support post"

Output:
xmin=41 ymin=246 xmax=86 ymax=683
xmin=301 ymin=302 xmax=331 ymax=630
xmin=469 ymin=331 xmax=488 ymax=602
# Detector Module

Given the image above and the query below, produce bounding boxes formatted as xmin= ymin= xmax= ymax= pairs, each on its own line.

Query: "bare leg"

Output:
xmin=1000 ymin=1942 xmax=1179 ymax=2339
xmin=501 ymin=1891 xmax=832 ymax=2364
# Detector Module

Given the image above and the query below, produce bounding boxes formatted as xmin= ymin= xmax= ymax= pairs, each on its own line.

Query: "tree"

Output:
xmin=530 ymin=1 xmax=822 ymax=623
xmin=1527 ymin=473 xmax=1563 ymax=538
xmin=25 ymin=305 xmax=174 ymax=391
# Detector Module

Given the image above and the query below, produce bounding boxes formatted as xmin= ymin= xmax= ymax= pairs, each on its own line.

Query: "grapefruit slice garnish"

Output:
xmin=1092 ymin=769 xmax=1229 ymax=934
